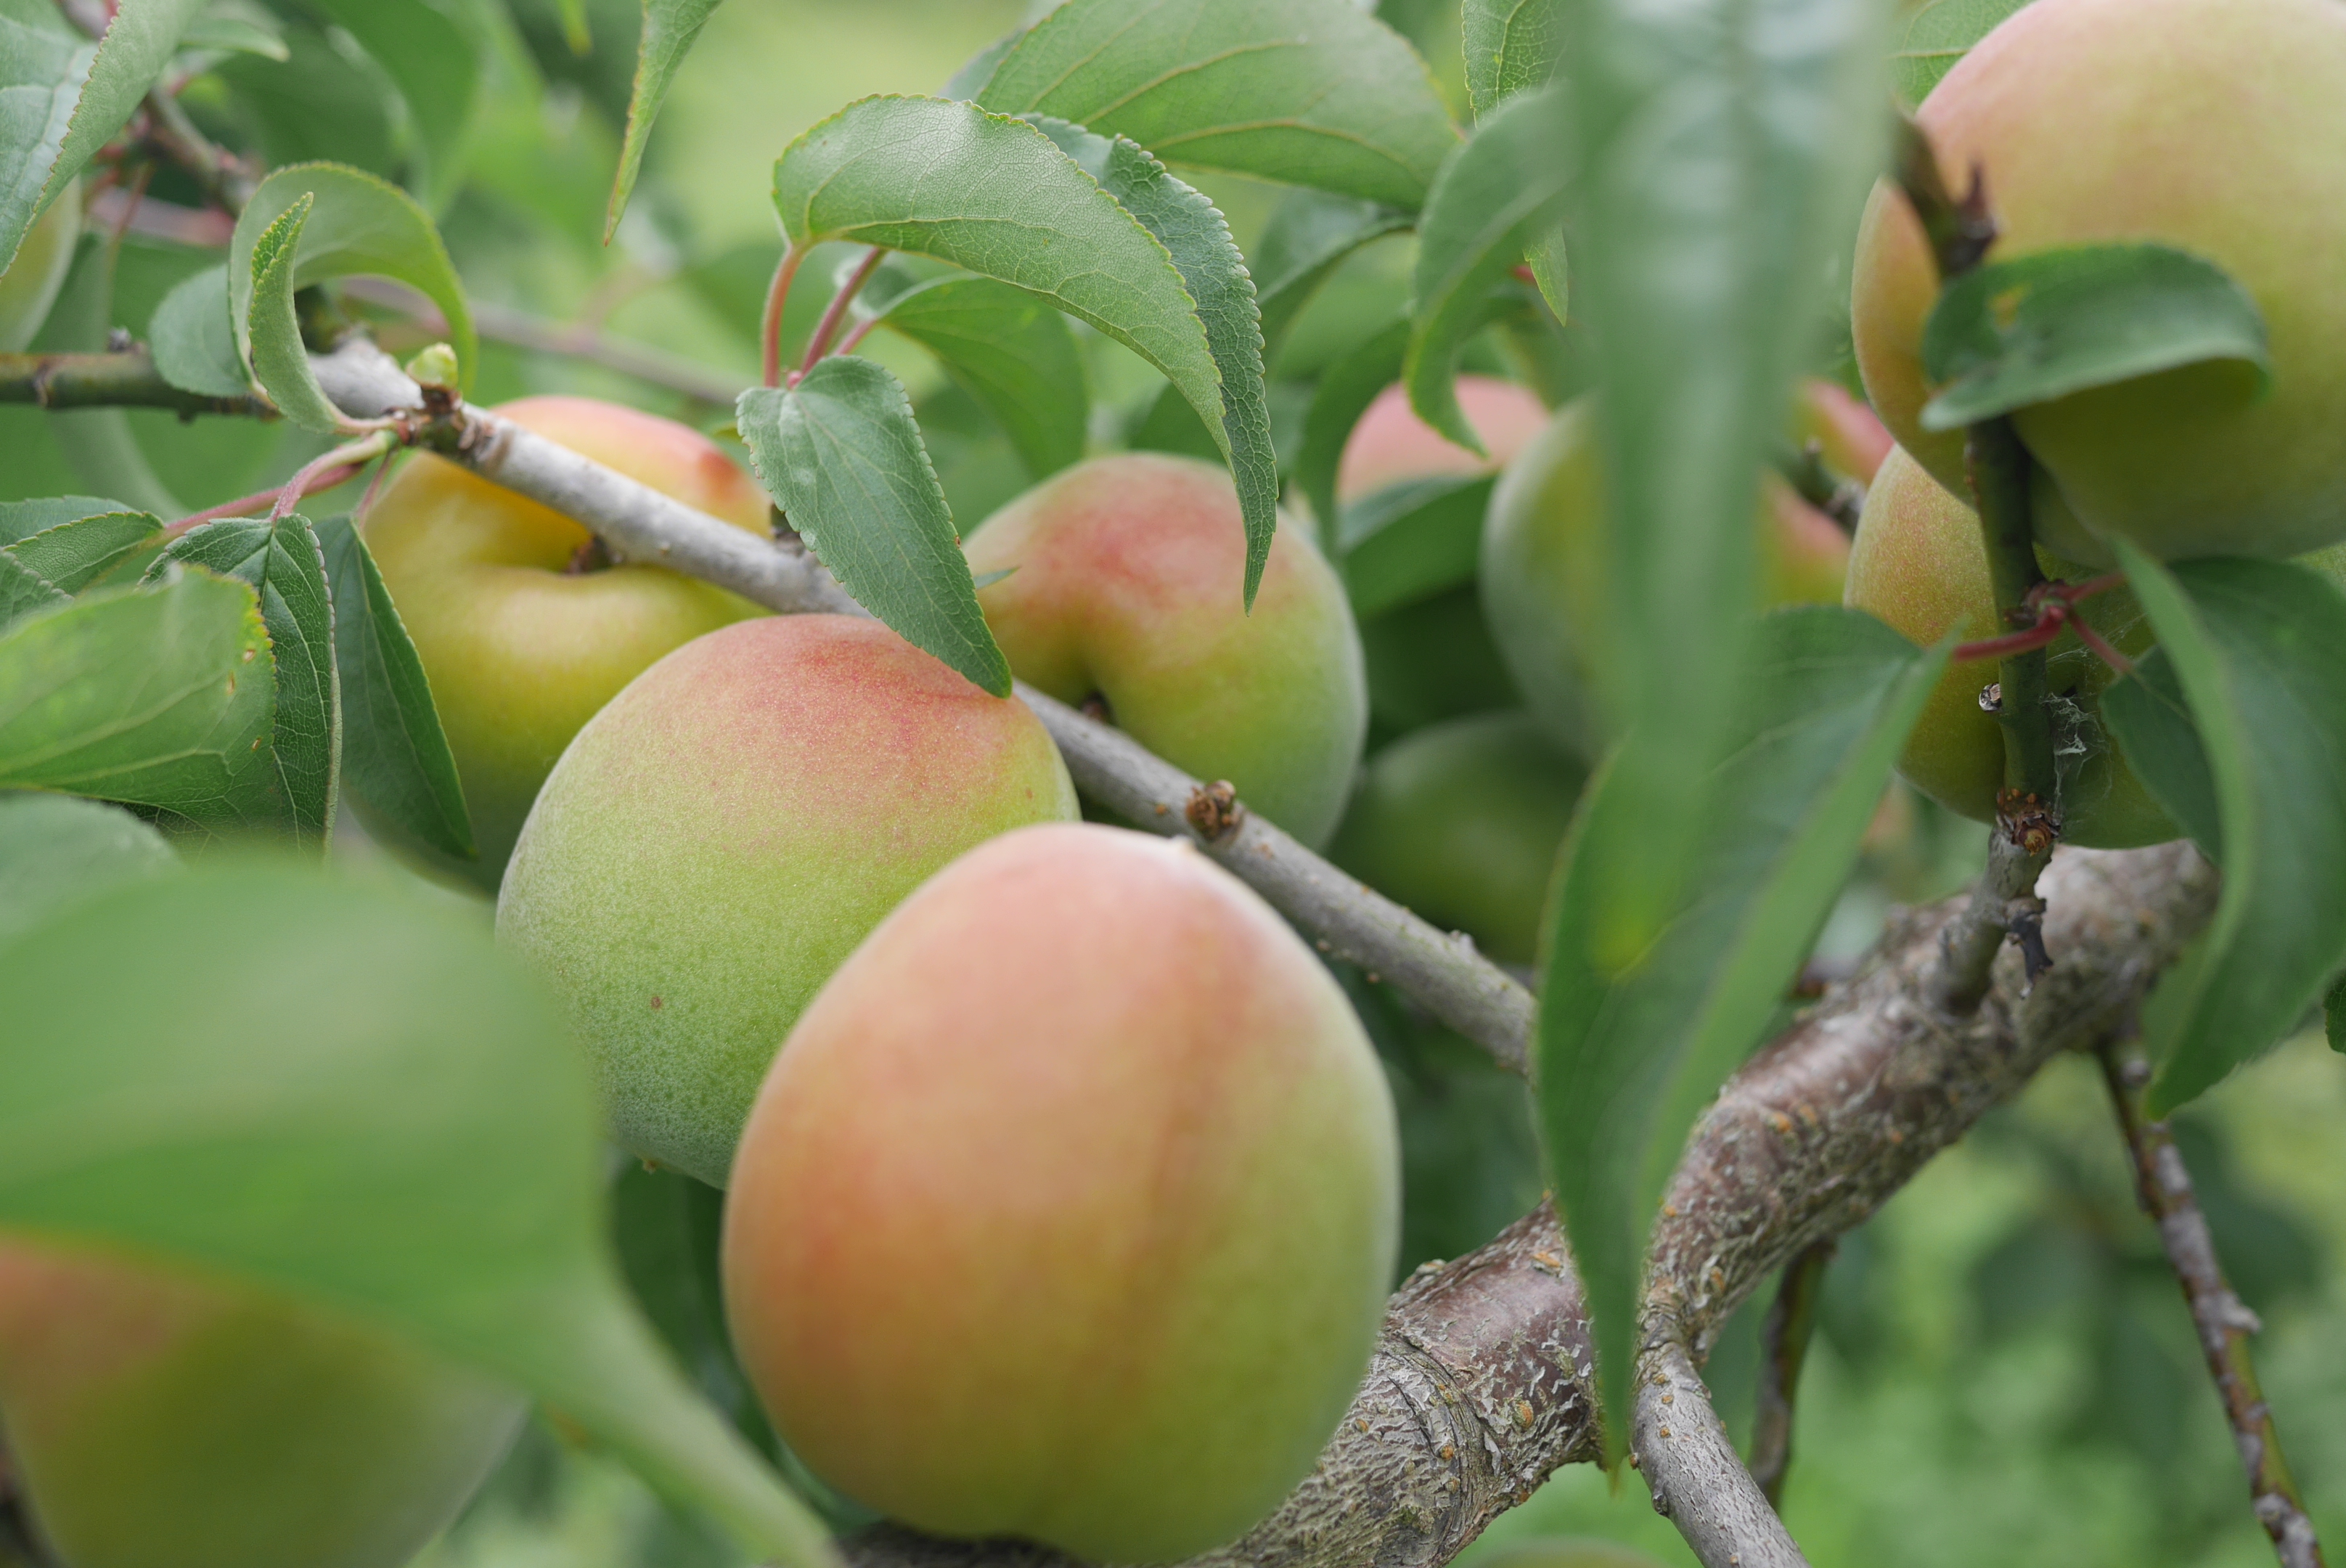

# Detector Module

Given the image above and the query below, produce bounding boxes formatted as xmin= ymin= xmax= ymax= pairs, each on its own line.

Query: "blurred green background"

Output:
xmin=6 ymin=3 xmax=2340 ymax=1564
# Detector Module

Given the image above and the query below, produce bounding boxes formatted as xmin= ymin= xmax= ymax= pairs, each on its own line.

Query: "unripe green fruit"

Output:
xmin=364 ymin=396 xmax=772 ymax=889
xmin=723 ymin=823 xmax=1399 ymax=1564
xmin=0 ymin=1238 xmax=520 ymax=1568
xmin=1851 ymin=0 xmax=2346 ymax=565
xmin=1337 ymin=375 xmax=1552 ymax=505
xmin=1480 ymin=391 xmax=1857 ymax=759
xmin=1328 ymin=713 xmax=1587 ymax=966
xmin=966 ymin=454 xmax=1366 ymax=848
xmin=1359 ymin=587 xmax=1524 ymax=736
xmin=1844 ymin=445 xmax=2175 ymax=847
xmin=498 ymin=615 xmax=1079 ymax=1186
xmin=0 ymin=181 xmax=79 ymax=353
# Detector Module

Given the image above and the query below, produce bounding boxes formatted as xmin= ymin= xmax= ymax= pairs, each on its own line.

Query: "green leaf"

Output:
xmin=974 ymin=0 xmax=1459 ymax=211
xmin=0 ymin=555 xmax=66 ymax=634
xmin=28 ymin=233 xmax=182 ymax=517
xmin=1537 ymin=607 xmax=1944 ymax=1460
xmin=1463 ymin=0 xmax=1562 ymax=119
xmin=737 ymin=358 xmax=1010 ymax=696
xmin=313 ymin=513 xmax=473 ymax=861
xmin=0 ymin=790 xmax=178 ymax=947
xmin=867 ymin=274 xmax=1088 ymax=482
xmin=152 ymin=515 xmax=340 ymax=848
xmin=240 ymin=193 xmax=346 ymax=434
xmin=1919 ymin=243 xmax=2270 ymax=432
xmin=1248 ymin=189 xmax=1411 ymax=360
xmin=147 ymin=262 xmax=252 ymax=399
xmin=1556 ymin=0 xmax=1888 ymax=975
xmin=1890 ymin=0 xmax=2032 ymax=110
xmin=1026 ymin=116 xmax=1278 ymax=603
xmin=2104 ymin=646 xmax=2222 ymax=862
xmin=3 ymin=510 xmax=163 ymax=594
xmin=770 ymin=97 xmax=1231 ymax=534
xmin=309 ymin=0 xmax=482 ymax=212
xmin=2114 ymin=547 xmax=2346 ymax=1116
xmin=179 ymin=12 xmax=288 ymax=61
xmin=941 ymin=26 xmax=1021 ymax=102
xmin=2329 ymin=973 xmax=2345 ymax=1055
xmin=1405 ymin=81 xmax=1570 ymax=454
xmin=231 ymin=162 xmax=478 ymax=406
xmin=1296 ymin=317 xmax=1410 ymax=538
xmin=0 ymin=862 xmax=840 ymax=1568
xmin=0 ymin=497 xmax=131 ymax=546
xmin=1338 ymin=475 xmax=1495 ymax=619
xmin=605 ymin=0 xmax=722 ymax=240
xmin=0 ymin=0 xmax=205 ymax=274
xmin=0 ymin=572 xmax=274 ymax=825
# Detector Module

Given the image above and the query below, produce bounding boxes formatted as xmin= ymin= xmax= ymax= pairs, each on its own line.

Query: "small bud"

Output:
xmin=404 ymin=342 xmax=460 ymax=391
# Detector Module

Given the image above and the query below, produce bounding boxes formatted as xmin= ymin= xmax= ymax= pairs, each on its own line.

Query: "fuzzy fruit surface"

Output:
xmin=0 ymin=181 xmax=79 ymax=354
xmin=1336 ymin=375 xmax=1550 ymax=504
xmin=1844 ymin=445 xmax=2175 ymax=848
xmin=1850 ymin=0 xmax=2346 ymax=565
xmin=1481 ymin=390 xmax=1858 ymax=759
xmin=965 ymin=454 xmax=1366 ymax=848
xmin=1328 ymin=713 xmax=1586 ymax=967
xmin=0 ymin=1238 xmax=520 ymax=1568
xmin=724 ymin=824 xmax=1399 ymax=1564
xmin=363 ymin=396 xmax=772 ymax=889
xmin=498 ymin=615 xmax=1078 ymax=1186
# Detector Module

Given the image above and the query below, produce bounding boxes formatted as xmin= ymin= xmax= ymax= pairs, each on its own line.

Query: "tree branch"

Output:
xmin=2098 ymin=1045 xmax=2327 ymax=1568
xmin=1638 ymin=1343 xmax=1805 ymax=1568
xmin=0 ymin=351 xmax=269 ymax=417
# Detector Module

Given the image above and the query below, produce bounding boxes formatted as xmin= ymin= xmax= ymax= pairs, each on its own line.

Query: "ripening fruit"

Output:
xmin=0 ymin=181 xmax=79 ymax=353
xmin=1850 ymin=0 xmax=2346 ymax=565
xmin=965 ymin=454 xmax=1366 ymax=848
xmin=364 ymin=396 xmax=773 ymax=888
xmin=1844 ymin=445 xmax=2176 ymax=847
xmin=1336 ymin=375 xmax=1553 ymax=505
xmin=0 ymin=1238 xmax=520 ymax=1568
xmin=1481 ymin=388 xmax=1863 ymax=759
xmin=724 ymin=823 xmax=1399 ymax=1564
xmin=498 ymin=615 xmax=1079 ymax=1186
xmin=1328 ymin=713 xmax=1587 ymax=966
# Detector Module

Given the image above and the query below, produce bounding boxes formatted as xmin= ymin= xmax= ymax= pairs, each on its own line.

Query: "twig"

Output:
xmin=840 ymin=844 xmax=2215 ymax=1568
xmin=136 ymin=89 xmax=257 ymax=214
xmin=338 ymin=279 xmax=748 ymax=407
xmin=1747 ymin=1240 xmax=1832 ymax=1506
xmin=2099 ymin=1045 xmax=2326 ymax=1568
xmin=1638 ymin=1344 xmax=1807 ymax=1568
xmin=0 ymin=351 xmax=268 ymax=417
xmin=800 ymin=248 xmax=885 ymax=378
xmin=761 ymin=244 xmax=805 ymax=389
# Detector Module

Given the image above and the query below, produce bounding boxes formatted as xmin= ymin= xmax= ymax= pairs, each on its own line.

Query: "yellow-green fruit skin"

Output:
xmin=1481 ymin=393 xmax=1855 ymax=759
xmin=0 ymin=182 xmax=79 ymax=353
xmin=1327 ymin=713 xmax=1587 ymax=967
xmin=498 ymin=614 xmax=1079 ymax=1186
xmin=0 ymin=1238 xmax=520 ymax=1568
xmin=1844 ymin=446 xmax=2175 ymax=848
xmin=723 ymin=824 xmax=1399 ymax=1564
xmin=966 ymin=454 xmax=1367 ymax=848
xmin=1850 ymin=0 xmax=2346 ymax=565
xmin=363 ymin=396 xmax=772 ymax=889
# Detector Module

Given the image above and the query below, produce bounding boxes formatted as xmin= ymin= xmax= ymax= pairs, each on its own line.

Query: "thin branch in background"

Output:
xmin=1775 ymin=440 xmax=1865 ymax=534
xmin=0 ymin=350 xmax=268 ymax=417
xmin=1748 ymin=1240 xmax=1834 ymax=1507
xmin=2098 ymin=1045 xmax=2327 ymax=1568
xmin=1638 ymin=1342 xmax=1808 ymax=1568
xmin=135 ymin=88 xmax=258 ymax=215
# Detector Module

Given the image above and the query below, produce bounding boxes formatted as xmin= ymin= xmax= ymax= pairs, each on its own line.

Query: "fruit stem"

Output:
xmin=266 ymin=430 xmax=394 ymax=523
xmin=759 ymin=242 xmax=804 ymax=389
xmin=798 ymin=247 xmax=886 ymax=378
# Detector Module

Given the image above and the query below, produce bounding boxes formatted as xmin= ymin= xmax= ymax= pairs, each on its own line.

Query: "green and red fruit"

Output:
xmin=1480 ymin=389 xmax=1858 ymax=759
xmin=364 ymin=395 xmax=773 ymax=888
xmin=0 ymin=1237 xmax=520 ymax=1568
xmin=723 ymin=822 xmax=1398 ymax=1563
xmin=1327 ymin=713 xmax=1587 ymax=967
xmin=1843 ymin=444 xmax=2175 ymax=847
xmin=1851 ymin=0 xmax=2346 ymax=564
xmin=497 ymin=613 xmax=1079 ymax=1187
xmin=965 ymin=454 xmax=1365 ymax=848
xmin=1336 ymin=375 xmax=1552 ymax=505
